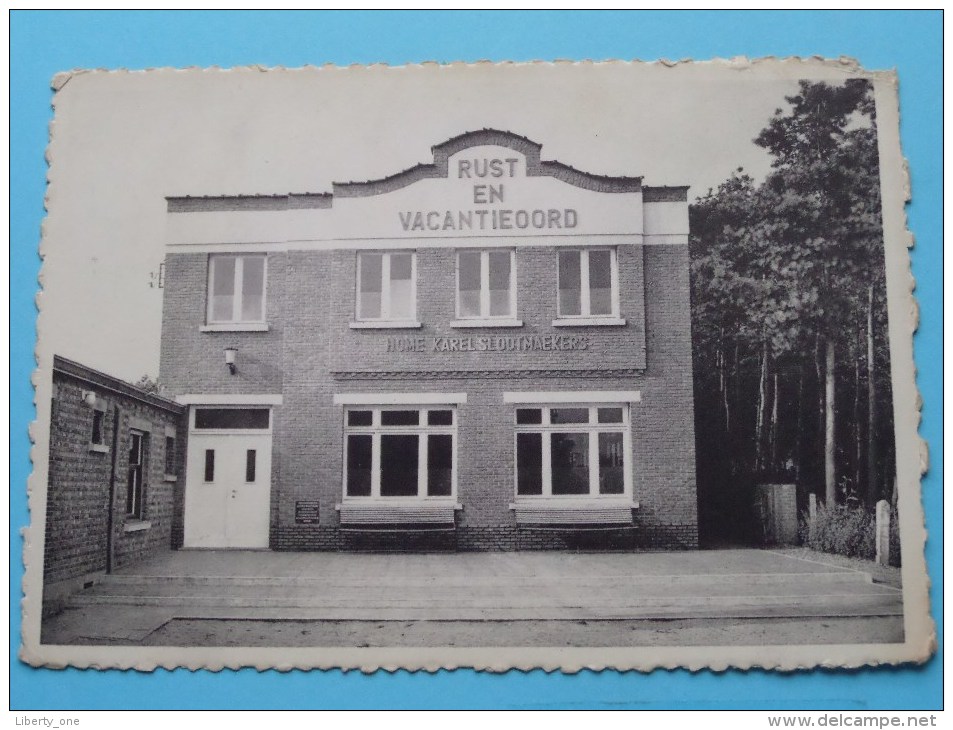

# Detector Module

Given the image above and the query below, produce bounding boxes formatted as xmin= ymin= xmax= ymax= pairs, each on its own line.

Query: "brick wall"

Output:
xmin=44 ymin=362 xmax=186 ymax=596
xmin=160 ymin=242 xmax=697 ymax=551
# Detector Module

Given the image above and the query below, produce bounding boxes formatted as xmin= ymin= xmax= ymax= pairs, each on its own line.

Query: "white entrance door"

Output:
xmin=184 ymin=413 xmax=273 ymax=548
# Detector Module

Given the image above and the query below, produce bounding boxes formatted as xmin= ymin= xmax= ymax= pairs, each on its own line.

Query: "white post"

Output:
xmin=875 ymin=499 xmax=891 ymax=566
xmin=808 ymin=493 xmax=817 ymax=543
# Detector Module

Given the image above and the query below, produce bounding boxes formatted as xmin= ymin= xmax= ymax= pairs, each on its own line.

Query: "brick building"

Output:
xmin=44 ymin=356 xmax=185 ymax=609
xmin=159 ymin=130 xmax=698 ymax=551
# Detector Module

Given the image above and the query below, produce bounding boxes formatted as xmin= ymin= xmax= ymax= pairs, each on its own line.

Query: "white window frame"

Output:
xmin=512 ymin=404 xmax=632 ymax=500
xmin=342 ymin=406 xmax=457 ymax=500
xmin=354 ymin=251 xmax=419 ymax=325
xmin=205 ymin=254 xmax=268 ymax=327
xmin=454 ymin=249 xmax=519 ymax=323
xmin=555 ymin=248 xmax=622 ymax=323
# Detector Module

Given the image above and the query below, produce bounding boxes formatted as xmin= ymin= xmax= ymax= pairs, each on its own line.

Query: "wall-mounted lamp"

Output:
xmin=224 ymin=347 xmax=238 ymax=375
xmin=81 ymin=389 xmax=98 ymax=408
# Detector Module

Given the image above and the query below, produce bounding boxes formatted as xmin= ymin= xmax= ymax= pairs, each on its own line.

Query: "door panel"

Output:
xmin=184 ymin=432 xmax=272 ymax=548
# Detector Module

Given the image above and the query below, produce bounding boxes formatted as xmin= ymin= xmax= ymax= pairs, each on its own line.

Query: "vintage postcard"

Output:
xmin=21 ymin=58 xmax=933 ymax=672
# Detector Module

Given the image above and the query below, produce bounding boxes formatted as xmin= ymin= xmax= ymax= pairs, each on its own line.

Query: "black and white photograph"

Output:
xmin=22 ymin=59 xmax=932 ymax=672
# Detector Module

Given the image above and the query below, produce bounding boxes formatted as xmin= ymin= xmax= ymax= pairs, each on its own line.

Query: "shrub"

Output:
xmin=889 ymin=505 xmax=901 ymax=567
xmin=800 ymin=502 xmax=876 ymax=560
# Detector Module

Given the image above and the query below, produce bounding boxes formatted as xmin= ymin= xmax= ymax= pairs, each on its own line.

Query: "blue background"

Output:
xmin=10 ymin=10 xmax=942 ymax=710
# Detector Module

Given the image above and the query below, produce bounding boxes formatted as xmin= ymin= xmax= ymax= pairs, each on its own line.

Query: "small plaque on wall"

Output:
xmin=295 ymin=500 xmax=320 ymax=524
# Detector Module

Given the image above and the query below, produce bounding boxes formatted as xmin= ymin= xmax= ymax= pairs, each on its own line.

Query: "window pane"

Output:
xmin=245 ymin=449 xmax=257 ymax=482
xmin=488 ymin=251 xmax=511 ymax=316
xmin=515 ymin=408 xmax=542 ymax=425
xmin=165 ymin=436 xmax=175 ymax=473
xmin=347 ymin=410 xmax=373 ymax=426
xmin=204 ymin=449 xmax=215 ymax=482
xmin=550 ymin=407 xmax=589 ymax=424
xmin=91 ymin=410 xmax=104 ymax=445
xmin=211 ymin=256 xmax=236 ymax=321
xmin=389 ymin=254 xmax=413 ymax=320
xmin=381 ymin=410 xmax=419 ymax=426
xmin=458 ymin=252 xmax=481 ymax=317
xmin=558 ymin=251 xmax=582 ymax=316
xmin=241 ymin=256 xmax=265 ymax=321
xmin=195 ymin=408 xmax=270 ymax=429
xmin=551 ymin=432 xmax=590 ymax=495
xmin=597 ymin=407 xmax=624 ymax=424
xmin=427 ymin=410 xmax=453 ymax=426
xmin=380 ymin=434 xmax=419 ymax=496
xmin=589 ymin=250 xmax=613 ymax=315
xmin=599 ymin=432 xmax=625 ymax=494
xmin=427 ymin=434 xmax=453 ymax=497
xmin=516 ymin=432 xmax=543 ymax=495
xmin=346 ymin=435 xmax=372 ymax=497
xmin=359 ymin=254 xmax=382 ymax=319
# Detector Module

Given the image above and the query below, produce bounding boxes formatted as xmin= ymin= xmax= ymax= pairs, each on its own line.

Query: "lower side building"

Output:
xmin=43 ymin=356 xmax=185 ymax=610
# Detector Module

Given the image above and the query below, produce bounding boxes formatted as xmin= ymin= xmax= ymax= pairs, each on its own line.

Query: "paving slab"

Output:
xmin=41 ymin=548 xmax=904 ymax=647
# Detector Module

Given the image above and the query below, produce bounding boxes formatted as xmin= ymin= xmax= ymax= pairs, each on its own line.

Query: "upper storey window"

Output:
xmin=206 ymin=254 xmax=266 ymax=327
xmin=456 ymin=250 xmax=516 ymax=320
xmin=356 ymin=252 xmax=418 ymax=326
xmin=555 ymin=249 xmax=624 ymax=326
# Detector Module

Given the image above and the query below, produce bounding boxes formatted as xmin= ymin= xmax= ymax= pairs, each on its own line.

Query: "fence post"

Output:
xmin=876 ymin=499 xmax=891 ymax=566
xmin=808 ymin=493 xmax=817 ymax=543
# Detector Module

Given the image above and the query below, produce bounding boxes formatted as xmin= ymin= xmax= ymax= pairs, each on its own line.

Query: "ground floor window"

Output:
xmin=514 ymin=405 xmax=629 ymax=498
xmin=344 ymin=407 xmax=456 ymax=499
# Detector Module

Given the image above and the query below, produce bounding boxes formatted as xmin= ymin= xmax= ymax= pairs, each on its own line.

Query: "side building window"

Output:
xmin=126 ymin=430 xmax=148 ymax=518
xmin=514 ymin=405 xmax=629 ymax=498
xmin=207 ymin=254 xmax=267 ymax=325
xmin=89 ymin=405 xmax=107 ymax=450
xmin=356 ymin=252 xmax=416 ymax=323
xmin=344 ymin=407 xmax=455 ymax=499
xmin=557 ymin=248 xmax=618 ymax=319
xmin=456 ymin=250 xmax=516 ymax=320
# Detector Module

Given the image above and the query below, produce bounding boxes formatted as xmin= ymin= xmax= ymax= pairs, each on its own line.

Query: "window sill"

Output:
xmin=552 ymin=317 xmax=626 ymax=327
xmin=200 ymin=322 xmax=269 ymax=332
xmin=163 ymin=474 xmax=178 ymax=482
xmin=509 ymin=499 xmax=638 ymax=526
xmin=337 ymin=500 xmax=462 ymax=526
xmin=349 ymin=320 xmax=422 ymax=330
xmin=450 ymin=318 xmax=523 ymax=329
xmin=88 ymin=443 xmax=110 ymax=454
xmin=123 ymin=520 xmax=152 ymax=533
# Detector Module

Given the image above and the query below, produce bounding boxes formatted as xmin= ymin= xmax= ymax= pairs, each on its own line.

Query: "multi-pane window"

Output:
xmin=207 ymin=254 xmax=267 ymax=324
xmin=457 ymin=250 xmax=516 ymax=319
xmin=514 ymin=405 xmax=629 ymax=498
xmin=357 ymin=252 xmax=416 ymax=321
xmin=557 ymin=249 xmax=618 ymax=318
xmin=126 ymin=430 xmax=148 ymax=518
xmin=344 ymin=407 xmax=456 ymax=499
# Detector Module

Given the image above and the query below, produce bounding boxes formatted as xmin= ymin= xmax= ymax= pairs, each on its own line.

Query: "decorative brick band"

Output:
xmin=643 ymin=186 xmax=690 ymax=202
xmin=330 ymin=368 xmax=646 ymax=380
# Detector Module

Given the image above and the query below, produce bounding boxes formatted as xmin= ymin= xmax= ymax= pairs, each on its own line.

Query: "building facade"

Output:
xmin=159 ymin=130 xmax=698 ymax=551
xmin=44 ymin=356 xmax=185 ymax=610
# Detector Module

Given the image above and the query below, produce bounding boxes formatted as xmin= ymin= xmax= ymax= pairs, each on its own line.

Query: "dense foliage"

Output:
xmin=689 ymin=80 xmax=896 ymax=546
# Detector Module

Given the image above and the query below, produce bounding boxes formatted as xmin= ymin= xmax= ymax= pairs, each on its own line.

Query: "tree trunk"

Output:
xmin=854 ymin=335 xmax=862 ymax=501
xmin=755 ymin=341 xmax=768 ymax=472
xmin=770 ymin=371 xmax=779 ymax=473
xmin=719 ymin=329 xmax=730 ymax=434
xmin=867 ymin=284 xmax=878 ymax=505
xmin=824 ymin=337 xmax=837 ymax=504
